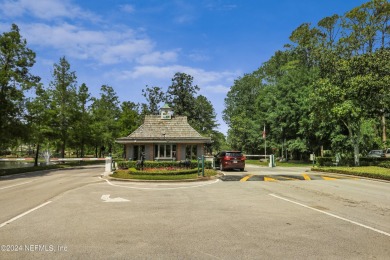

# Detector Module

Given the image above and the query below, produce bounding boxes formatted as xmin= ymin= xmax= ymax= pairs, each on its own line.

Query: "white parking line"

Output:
xmin=0 ymin=181 xmax=33 ymax=190
xmin=0 ymin=201 xmax=52 ymax=228
xmin=269 ymin=194 xmax=390 ymax=237
xmin=102 ymin=178 xmax=220 ymax=190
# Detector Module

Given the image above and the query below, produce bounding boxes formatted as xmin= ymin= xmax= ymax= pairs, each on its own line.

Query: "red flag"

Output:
xmin=262 ymin=125 xmax=266 ymax=139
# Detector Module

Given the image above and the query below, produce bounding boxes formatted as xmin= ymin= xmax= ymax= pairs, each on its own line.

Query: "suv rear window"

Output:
xmin=226 ymin=152 xmax=243 ymax=157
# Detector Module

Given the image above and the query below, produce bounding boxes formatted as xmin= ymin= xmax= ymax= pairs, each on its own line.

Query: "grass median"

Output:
xmin=312 ymin=166 xmax=390 ymax=181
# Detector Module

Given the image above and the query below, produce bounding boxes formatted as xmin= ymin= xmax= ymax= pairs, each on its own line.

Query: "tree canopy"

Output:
xmin=0 ymin=28 xmax=224 ymax=157
xmin=224 ymin=0 xmax=390 ymax=164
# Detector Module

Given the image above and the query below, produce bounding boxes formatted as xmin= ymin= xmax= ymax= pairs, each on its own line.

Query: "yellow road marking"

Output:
xmin=264 ymin=176 xmax=277 ymax=182
xmin=240 ymin=174 xmax=253 ymax=182
xmin=322 ymin=176 xmax=337 ymax=181
xmin=279 ymin=176 xmax=298 ymax=181
xmin=302 ymin=174 xmax=311 ymax=180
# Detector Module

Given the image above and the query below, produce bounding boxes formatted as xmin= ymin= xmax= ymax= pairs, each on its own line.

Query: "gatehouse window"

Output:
xmin=154 ymin=144 xmax=176 ymax=159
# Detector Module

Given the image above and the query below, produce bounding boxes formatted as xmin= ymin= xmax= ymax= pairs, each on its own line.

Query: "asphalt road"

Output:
xmin=0 ymin=164 xmax=389 ymax=259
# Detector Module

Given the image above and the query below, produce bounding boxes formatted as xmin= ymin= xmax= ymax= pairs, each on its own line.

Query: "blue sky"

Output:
xmin=0 ymin=0 xmax=367 ymax=135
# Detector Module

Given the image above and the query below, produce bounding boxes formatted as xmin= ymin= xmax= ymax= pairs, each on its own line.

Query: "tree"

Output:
xmin=116 ymin=101 xmax=141 ymax=158
xmin=166 ymin=72 xmax=199 ymax=117
xmin=342 ymin=0 xmax=390 ymax=54
xmin=165 ymin=72 xmax=221 ymax=139
xmin=0 ymin=24 xmax=40 ymax=150
xmin=25 ymin=84 xmax=51 ymax=166
xmin=223 ymin=72 xmax=263 ymax=153
xmin=192 ymin=95 xmax=218 ymax=135
xmin=90 ymin=85 xmax=120 ymax=157
xmin=141 ymin=86 xmax=165 ymax=115
xmin=223 ymin=0 xmax=389 ymax=162
xmin=69 ymin=83 xmax=92 ymax=157
xmin=117 ymin=101 xmax=141 ymax=138
xmin=47 ymin=56 xmax=77 ymax=158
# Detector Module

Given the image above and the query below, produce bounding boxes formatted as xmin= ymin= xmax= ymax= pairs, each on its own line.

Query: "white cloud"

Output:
xmin=121 ymin=4 xmax=135 ymax=13
xmin=188 ymin=51 xmax=210 ymax=62
xmin=19 ymin=22 xmax=157 ymax=65
xmin=113 ymin=65 xmax=239 ymax=87
xmin=0 ymin=0 xmax=97 ymax=21
xmin=204 ymin=1 xmax=238 ymax=11
xmin=136 ymin=51 xmax=179 ymax=65
xmin=202 ymin=84 xmax=231 ymax=94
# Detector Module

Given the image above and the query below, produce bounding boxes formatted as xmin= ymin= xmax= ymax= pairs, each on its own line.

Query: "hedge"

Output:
xmin=316 ymin=157 xmax=389 ymax=167
xmin=312 ymin=166 xmax=390 ymax=181
xmin=378 ymin=161 xmax=390 ymax=169
xmin=126 ymin=168 xmax=199 ymax=175
xmin=116 ymin=160 xmax=212 ymax=170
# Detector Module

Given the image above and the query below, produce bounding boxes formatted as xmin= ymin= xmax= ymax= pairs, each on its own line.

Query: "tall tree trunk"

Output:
xmin=346 ymin=121 xmax=360 ymax=166
xmin=61 ymin=141 xmax=65 ymax=158
xmin=34 ymin=143 xmax=40 ymax=167
xmin=80 ymin=139 xmax=84 ymax=158
xmin=353 ymin=140 xmax=360 ymax=167
xmin=382 ymin=114 xmax=387 ymax=145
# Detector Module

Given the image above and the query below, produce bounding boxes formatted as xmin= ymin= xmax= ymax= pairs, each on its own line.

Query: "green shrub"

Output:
xmin=360 ymin=157 xmax=389 ymax=166
xmin=126 ymin=167 xmax=198 ymax=175
xmin=316 ymin=156 xmax=389 ymax=167
xmin=116 ymin=160 xmax=212 ymax=170
xmin=111 ymin=168 xmax=218 ymax=180
xmin=312 ymin=166 xmax=390 ymax=181
xmin=378 ymin=161 xmax=390 ymax=169
xmin=316 ymin=157 xmax=334 ymax=166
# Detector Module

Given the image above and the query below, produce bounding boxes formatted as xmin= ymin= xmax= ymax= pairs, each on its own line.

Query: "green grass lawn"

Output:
xmin=312 ymin=166 xmax=390 ymax=181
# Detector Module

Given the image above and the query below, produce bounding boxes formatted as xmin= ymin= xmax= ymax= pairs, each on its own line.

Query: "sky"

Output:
xmin=0 ymin=0 xmax=368 ymax=135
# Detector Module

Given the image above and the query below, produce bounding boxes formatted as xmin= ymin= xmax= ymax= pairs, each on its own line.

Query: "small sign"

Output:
xmin=161 ymin=113 xmax=171 ymax=119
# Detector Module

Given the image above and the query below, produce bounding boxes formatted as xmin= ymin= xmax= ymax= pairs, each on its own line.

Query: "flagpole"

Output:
xmin=263 ymin=125 xmax=267 ymax=160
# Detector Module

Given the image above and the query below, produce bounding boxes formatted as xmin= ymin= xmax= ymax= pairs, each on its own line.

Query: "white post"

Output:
xmin=44 ymin=150 xmax=50 ymax=165
xmin=104 ymin=157 xmax=112 ymax=176
xmin=269 ymin=154 xmax=275 ymax=168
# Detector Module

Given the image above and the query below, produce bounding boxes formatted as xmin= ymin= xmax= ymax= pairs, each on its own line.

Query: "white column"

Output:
xmin=104 ymin=157 xmax=112 ymax=176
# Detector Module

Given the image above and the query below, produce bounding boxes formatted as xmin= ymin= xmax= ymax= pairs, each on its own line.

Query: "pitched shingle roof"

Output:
xmin=116 ymin=115 xmax=211 ymax=144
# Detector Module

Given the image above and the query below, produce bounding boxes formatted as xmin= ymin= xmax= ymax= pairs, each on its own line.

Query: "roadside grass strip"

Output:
xmin=312 ymin=166 xmax=390 ymax=181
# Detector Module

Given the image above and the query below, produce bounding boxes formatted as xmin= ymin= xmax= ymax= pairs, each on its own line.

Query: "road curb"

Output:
xmin=102 ymin=172 xmax=224 ymax=183
xmin=309 ymin=169 xmax=390 ymax=183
